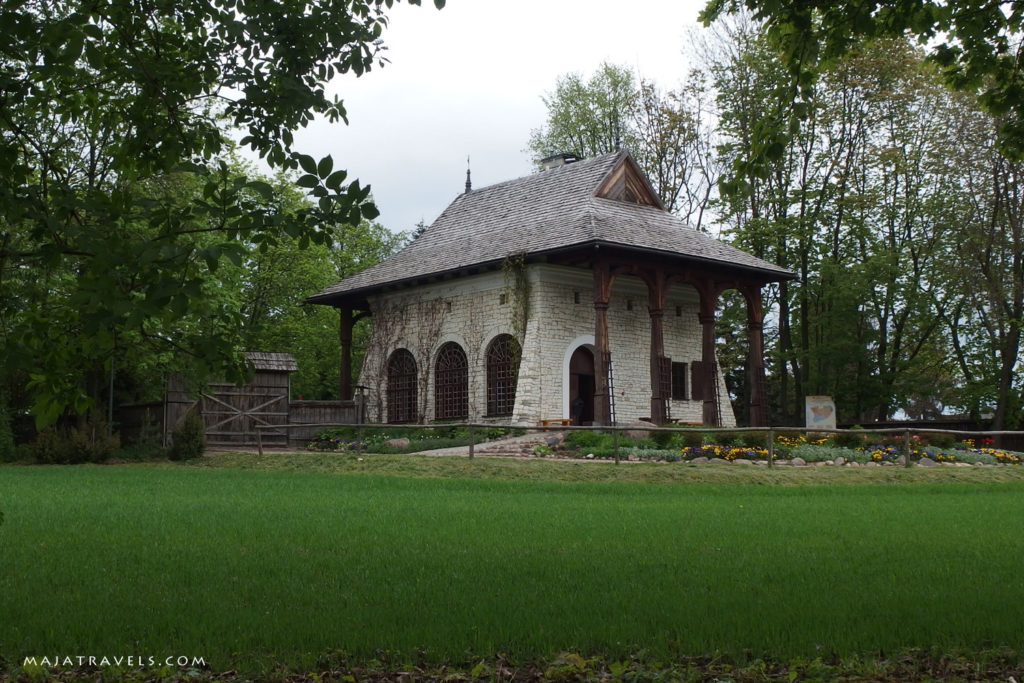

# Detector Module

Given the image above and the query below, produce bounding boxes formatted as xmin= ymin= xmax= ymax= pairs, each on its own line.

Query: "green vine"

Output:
xmin=502 ymin=253 xmax=530 ymax=344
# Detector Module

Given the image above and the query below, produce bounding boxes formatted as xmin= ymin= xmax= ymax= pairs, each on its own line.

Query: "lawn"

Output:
xmin=2 ymin=455 xmax=1024 ymax=678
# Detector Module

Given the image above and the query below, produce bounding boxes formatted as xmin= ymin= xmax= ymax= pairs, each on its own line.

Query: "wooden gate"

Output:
xmin=164 ymin=352 xmax=296 ymax=448
xmin=200 ymin=381 xmax=289 ymax=447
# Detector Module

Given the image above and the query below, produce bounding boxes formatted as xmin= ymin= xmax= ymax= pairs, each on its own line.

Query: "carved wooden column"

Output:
xmin=696 ymin=281 xmax=721 ymax=427
xmin=647 ymin=270 xmax=668 ymax=425
xmin=593 ymin=259 xmax=612 ymax=425
xmin=743 ymin=285 xmax=768 ymax=427
xmin=339 ymin=306 xmax=354 ymax=401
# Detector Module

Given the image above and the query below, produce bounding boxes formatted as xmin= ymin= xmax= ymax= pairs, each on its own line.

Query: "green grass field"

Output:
xmin=3 ymin=455 xmax=1024 ymax=676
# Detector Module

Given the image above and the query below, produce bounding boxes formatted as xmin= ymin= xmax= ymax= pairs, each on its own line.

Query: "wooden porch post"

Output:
xmin=697 ymin=283 xmax=721 ymax=427
xmin=647 ymin=270 xmax=668 ymax=425
xmin=593 ymin=258 xmax=612 ymax=426
xmin=339 ymin=306 xmax=353 ymax=401
xmin=743 ymin=285 xmax=768 ymax=427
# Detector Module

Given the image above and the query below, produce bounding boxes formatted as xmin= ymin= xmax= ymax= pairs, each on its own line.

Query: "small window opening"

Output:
xmin=574 ymin=291 xmax=581 ymax=304
xmin=671 ymin=362 xmax=688 ymax=400
xmin=675 ymin=305 xmax=682 ymax=317
xmin=500 ymin=293 xmax=507 ymax=305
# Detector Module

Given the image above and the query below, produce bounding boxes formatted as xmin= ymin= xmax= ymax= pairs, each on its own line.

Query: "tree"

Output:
xmin=527 ymin=63 xmax=721 ymax=224
xmin=710 ymin=17 xmax=968 ymax=424
xmin=701 ymin=0 xmax=1024 ymax=162
xmin=527 ymin=62 xmax=640 ymax=161
xmin=0 ymin=0 xmax=442 ymax=426
xmin=935 ymin=90 xmax=1024 ymax=429
xmin=235 ymin=190 xmax=408 ymax=399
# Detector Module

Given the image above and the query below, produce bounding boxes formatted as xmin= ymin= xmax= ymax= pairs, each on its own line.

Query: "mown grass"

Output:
xmin=2 ymin=456 xmax=1024 ymax=676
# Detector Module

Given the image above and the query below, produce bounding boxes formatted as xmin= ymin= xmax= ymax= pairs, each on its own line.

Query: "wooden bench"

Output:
xmin=540 ymin=418 xmax=572 ymax=429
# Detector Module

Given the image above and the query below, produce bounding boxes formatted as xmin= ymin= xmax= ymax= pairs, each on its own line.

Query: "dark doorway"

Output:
xmin=569 ymin=346 xmax=595 ymax=425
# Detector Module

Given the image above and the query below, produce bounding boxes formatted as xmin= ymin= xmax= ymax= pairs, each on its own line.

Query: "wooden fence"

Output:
xmin=119 ymin=381 xmax=364 ymax=450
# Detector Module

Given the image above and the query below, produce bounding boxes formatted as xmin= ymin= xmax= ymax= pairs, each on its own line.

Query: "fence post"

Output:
xmin=613 ymin=426 xmax=620 ymax=464
xmin=767 ymin=429 xmax=774 ymax=469
xmin=904 ymin=428 xmax=912 ymax=468
xmin=257 ymin=427 xmax=264 ymax=457
xmin=468 ymin=424 xmax=475 ymax=460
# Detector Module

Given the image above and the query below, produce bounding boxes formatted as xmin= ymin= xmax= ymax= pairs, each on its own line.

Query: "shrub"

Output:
xmin=921 ymin=432 xmax=956 ymax=449
xmin=741 ymin=431 xmax=770 ymax=448
xmin=681 ymin=429 xmax=704 ymax=448
xmin=29 ymin=428 xmax=72 ymax=464
xmin=708 ymin=431 xmax=741 ymax=447
xmin=791 ymin=444 xmax=864 ymax=463
xmin=630 ymin=448 xmax=683 ymax=462
xmin=833 ymin=430 xmax=865 ymax=449
xmin=168 ymin=412 xmax=206 ymax=461
xmin=564 ymin=430 xmax=614 ymax=450
xmin=29 ymin=414 xmax=120 ymax=464
xmin=114 ymin=417 xmax=167 ymax=461
xmin=71 ymin=415 xmax=120 ymax=463
xmin=650 ymin=428 xmax=675 ymax=448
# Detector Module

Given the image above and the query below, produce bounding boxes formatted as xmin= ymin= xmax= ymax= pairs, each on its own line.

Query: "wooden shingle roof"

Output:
xmin=244 ymin=352 xmax=298 ymax=372
xmin=308 ymin=151 xmax=792 ymax=306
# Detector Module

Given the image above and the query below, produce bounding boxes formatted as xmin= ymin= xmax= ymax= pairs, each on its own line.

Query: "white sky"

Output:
xmin=289 ymin=0 xmax=709 ymax=234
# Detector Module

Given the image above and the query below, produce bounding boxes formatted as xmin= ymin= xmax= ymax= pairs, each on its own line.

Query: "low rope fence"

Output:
xmin=254 ymin=422 xmax=1024 ymax=468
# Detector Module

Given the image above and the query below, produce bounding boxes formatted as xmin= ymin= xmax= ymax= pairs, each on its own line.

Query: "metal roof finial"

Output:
xmin=465 ymin=155 xmax=472 ymax=194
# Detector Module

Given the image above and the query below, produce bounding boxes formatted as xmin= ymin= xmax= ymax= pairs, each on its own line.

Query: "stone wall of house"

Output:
xmin=358 ymin=264 xmax=736 ymax=426
xmin=359 ymin=271 xmax=518 ymax=424
xmin=517 ymin=265 xmax=735 ymax=426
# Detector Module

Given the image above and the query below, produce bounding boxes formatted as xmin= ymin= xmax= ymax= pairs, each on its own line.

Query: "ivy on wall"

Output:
xmin=502 ymin=254 xmax=530 ymax=344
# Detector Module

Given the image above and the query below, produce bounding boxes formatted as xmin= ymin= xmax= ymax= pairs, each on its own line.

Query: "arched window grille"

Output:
xmin=386 ymin=349 xmax=417 ymax=424
xmin=434 ymin=342 xmax=468 ymax=420
xmin=486 ymin=334 xmax=520 ymax=417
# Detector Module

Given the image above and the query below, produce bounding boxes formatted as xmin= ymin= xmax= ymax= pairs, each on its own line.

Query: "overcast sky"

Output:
xmin=288 ymin=0 xmax=708 ymax=233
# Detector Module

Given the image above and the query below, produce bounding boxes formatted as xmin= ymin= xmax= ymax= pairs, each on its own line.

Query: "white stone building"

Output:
xmin=308 ymin=152 xmax=792 ymax=427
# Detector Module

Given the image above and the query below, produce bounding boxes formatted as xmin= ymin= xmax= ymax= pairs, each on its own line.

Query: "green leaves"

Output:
xmin=703 ymin=0 xmax=1024 ymax=160
xmin=0 ymin=0 xmax=429 ymax=425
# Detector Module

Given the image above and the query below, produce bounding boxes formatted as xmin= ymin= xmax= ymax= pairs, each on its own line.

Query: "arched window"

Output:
xmin=386 ymin=349 xmax=417 ymax=424
xmin=434 ymin=342 xmax=468 ymax=420
xmin=486 ymin=334 xmax=521 ymax=417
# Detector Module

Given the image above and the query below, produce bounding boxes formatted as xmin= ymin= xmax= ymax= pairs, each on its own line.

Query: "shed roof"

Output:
xmin=308 ymin=151 xmax=791 ymax=306
xmin=244 ymin=352 xmax=298 ymax=373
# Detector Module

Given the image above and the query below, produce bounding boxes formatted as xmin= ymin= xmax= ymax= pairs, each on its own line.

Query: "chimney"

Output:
xmin=540 ymin=153 xmax=580 ymax=170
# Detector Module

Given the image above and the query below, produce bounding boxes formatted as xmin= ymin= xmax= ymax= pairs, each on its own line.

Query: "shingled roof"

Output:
xmin=308 ymin=151 xmax=792 ymax=307
xmin=244 ymin=352 xmax=298 ymax=373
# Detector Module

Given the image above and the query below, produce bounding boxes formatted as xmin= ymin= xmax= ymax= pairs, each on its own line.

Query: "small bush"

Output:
xmin=921 ymin=432 xmax=956 ymax=449
xmin=741 ymin=431 xmax=770 ymax=448
xmin=169 ymin=412 xmax=206 ymax=461
xmin=30 ymin=428 xmax=72 ymax=464
xmin=29 ymin=414 xmax=120 ymax=464
xmin=681 ymin=429 xmax=704 ymax=448
xmin=630 ymin=448 xmax=683 ymax=462
xmin=531 ymin=444 xmax=554 ymax=457
xmin=834 ymin=430 xmax=865 ymax=449
xmin=708 ymin=431 xmax=741 ymax=447
xmin=115 ymin=417 xmax=167 ymax=461
xmin=650 ymin=428 xmax=675 ymax=448
xmin=69 ymin=417 xmax=120 ymax=463
xmin=791 ymin=444 xmax=864 ymax=463
xmin=564 ymin=430 xmax=614 ymax=450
